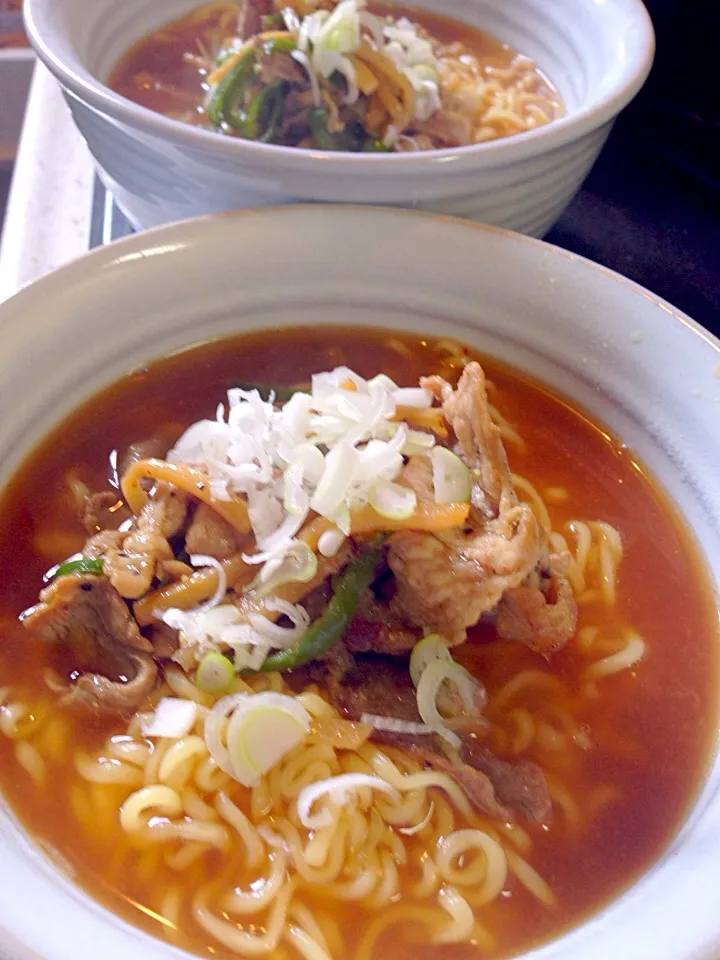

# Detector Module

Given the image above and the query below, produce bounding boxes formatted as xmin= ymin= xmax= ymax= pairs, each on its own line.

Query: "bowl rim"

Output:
xmin=24 ymin=0 xmax=654 ymax=172
xmin=5 ymin=200 xmax=719 ymax=355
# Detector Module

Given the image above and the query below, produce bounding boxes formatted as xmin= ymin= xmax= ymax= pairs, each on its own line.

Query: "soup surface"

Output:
xmin=0 ymin=327 xmax=717 ymax=960
xmin=108 ymin=0 xmax=562 ymax=152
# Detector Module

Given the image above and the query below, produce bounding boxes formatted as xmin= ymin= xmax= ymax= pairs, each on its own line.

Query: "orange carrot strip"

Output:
xmin=121 ymin=458 xmax=251 ymax=534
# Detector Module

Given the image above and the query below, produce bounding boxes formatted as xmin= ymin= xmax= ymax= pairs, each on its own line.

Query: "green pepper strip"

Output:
xmin=308 ymin=107 xmax=339 ymax=150
xmin=261 ymin=84 xmax=289 ymax=143
xmin=257 ymin=545 xmax=385 ymax=672
xmin=261 ymin=35 xmax=296 ymax=55
xmin=206 ymin=45 xmax=257 ymax=129
xmin=229 ymin=379 xmax=308 ymax=402
xmin=54 ymin=556 xmax=104 ymax=578
xmin=308 ymin=108 xmax=388 ymax=153
xmin=362 ymin=136 xmax=391 ymax=153
xmin=243 ymin=80 xmax=287 ymax=142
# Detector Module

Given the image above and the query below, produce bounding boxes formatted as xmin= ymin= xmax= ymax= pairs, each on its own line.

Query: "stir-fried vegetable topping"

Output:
xmin=258 ymin=543 xmax=385 ymax=672
xmin=202 ymin=0 xmax=444 ymax=150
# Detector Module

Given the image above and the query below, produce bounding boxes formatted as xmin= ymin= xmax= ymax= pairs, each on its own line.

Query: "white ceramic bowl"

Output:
xmin=0 ymin=206 xmax=718 ymax=960
xmin=25 ymin=0 xmax=654 ymax=234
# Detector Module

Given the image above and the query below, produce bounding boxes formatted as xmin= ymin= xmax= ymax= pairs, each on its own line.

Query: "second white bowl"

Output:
xmin=26 ymin=0 xmax=654 ymax=234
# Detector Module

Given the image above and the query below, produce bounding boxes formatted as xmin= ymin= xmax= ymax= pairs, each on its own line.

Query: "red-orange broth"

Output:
xmin=0 ymin=327 xmax=717 ymax=960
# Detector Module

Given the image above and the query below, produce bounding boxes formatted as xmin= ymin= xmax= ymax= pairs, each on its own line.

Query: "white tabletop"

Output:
xmin=0 ymin=63 xmax=95 ymax=301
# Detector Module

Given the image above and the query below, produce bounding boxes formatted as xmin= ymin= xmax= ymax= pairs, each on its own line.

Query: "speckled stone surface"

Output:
xmin=0 ymin=63 xmax=94 ymax=302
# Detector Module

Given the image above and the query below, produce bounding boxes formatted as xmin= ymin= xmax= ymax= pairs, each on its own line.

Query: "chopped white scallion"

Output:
xmin=392 ymin=387 xmax=432 ymax=408
xmin=282 ymin=5 xmax=301 ymax=32
xmin=368 ymin=479 xmax=417 ymax=520
xmin=247 ymin=599 xmax=310 ymax=648
xmin=367 ymin=373 xmax=398 ymax=393
xmin=359 ymin=714 xmax=437 ymax=736
xmin=382 ymin=17 xmax=442 ymax=121
xmin=431 ymin=447 xmax=472 ymax=504
xmin=283 ymin=461 xmax=307 ymax=515
xmin=297 ymin=773 xmax=401 ymax=830
xmin=165 ymin=364 xmax=447 ymax=598
xmin=157 ymin=554 xmax=227 ymax=633
xmin=290 ymin=48 xmax=321 ymax=107
xmin=317 ymin=527 xmax=346 ymax=558
xmin=310 ymin=442 xmax=359 ymax=518
xmin=254 ymin=541 xmax=319 ymax=594
xmin=402 ymin=429 xmax=436 ymax=455
xmin=141 ymin=698 xmax=198 ymax=739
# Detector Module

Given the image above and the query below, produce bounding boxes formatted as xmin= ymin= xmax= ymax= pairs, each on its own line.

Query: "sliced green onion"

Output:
xmin=226 ymin=692 xmax=310 ymax=785
xmin=297 ymin=773 xmax=400 ymax=830
xmin=409 ymin=633 xmax=452 ymax=688
xmin=196 ymin=652 xmax=235 ymax=694
xmin=368 ymin=479 xmax=417 ymax=520
xmin=253 ymin=542 xmax=318 ymax=598
xmin=382 ymin=422 xmax=436 ymax=455
xmin=402 ymin=429 xmax=436 ymax=455
xmin=318 ymin=1 xmax=359 ymax=52
xmin=416 ymin=660 xmax=463 ymax=749
xmin=416 ymin=658 xmax=483 ymax=750
xmin=431 ymin=447 xmax=472 ymax=504
xmin=54 ymin=556 xmax=104 ymax=578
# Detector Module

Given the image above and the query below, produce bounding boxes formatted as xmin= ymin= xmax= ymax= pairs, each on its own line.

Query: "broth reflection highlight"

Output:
xmin=0 ymin=327 xmax=717 ymax=960
xmin=108 ymin=0 xmax=562 ymax=151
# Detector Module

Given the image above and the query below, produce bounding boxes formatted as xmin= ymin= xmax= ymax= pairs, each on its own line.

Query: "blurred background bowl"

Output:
xmin=25 ymin=0 xmax=653 ymax=234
